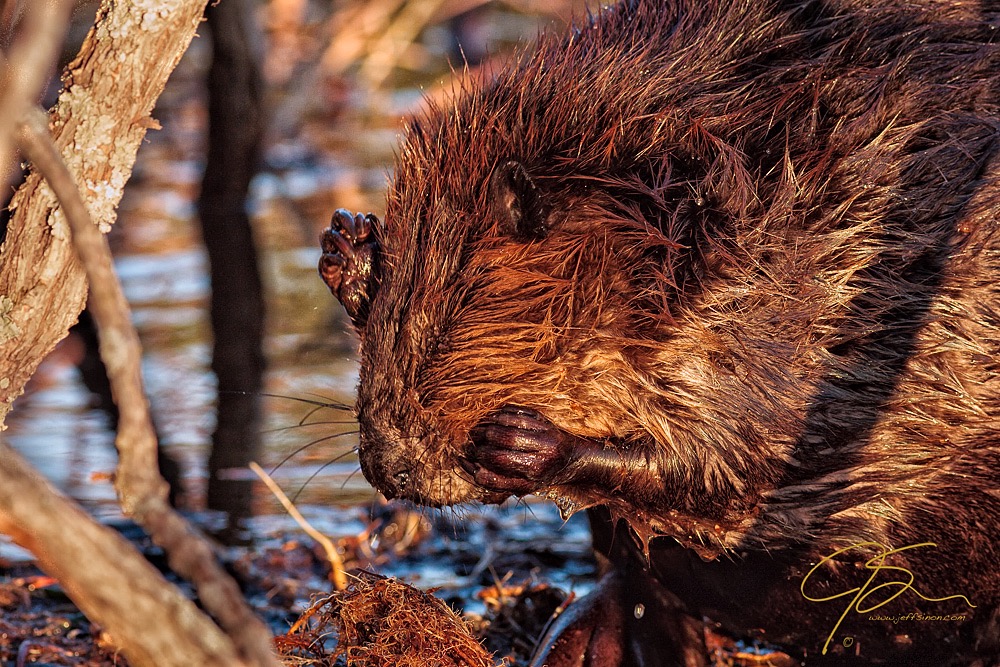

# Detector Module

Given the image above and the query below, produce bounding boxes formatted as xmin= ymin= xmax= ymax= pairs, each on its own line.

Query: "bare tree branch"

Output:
xmin=17 ymin=105 xmax=281 ymax=667
xmin=15 ymin=105 xmax=165 ymax=506
xmin=0 ymin=438 xmax=250 ymax=667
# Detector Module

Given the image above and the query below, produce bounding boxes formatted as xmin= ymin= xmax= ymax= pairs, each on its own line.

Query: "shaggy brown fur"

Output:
xmin=321 ymin=0 xmax=1000 ymax=663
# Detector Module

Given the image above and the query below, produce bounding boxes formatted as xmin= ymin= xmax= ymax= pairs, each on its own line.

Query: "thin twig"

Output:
xmin=250 ymin=461 xmax=349 ymax=590
xmin=358 ymin=0 xmax=448 ymax=88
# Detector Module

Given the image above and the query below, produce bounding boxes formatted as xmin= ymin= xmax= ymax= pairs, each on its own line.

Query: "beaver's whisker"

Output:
xmin=261 ymin=420 xmax=358 ymax=435
xmin=269 ymin=430 xmax=360 ymax=475
xmin=341 ymin=464 xmax=366 ymax=491
xmin=258 ymin=392 xmax=354 ymax=412
xmin=287 ymin=448 xmax=362 ymax=503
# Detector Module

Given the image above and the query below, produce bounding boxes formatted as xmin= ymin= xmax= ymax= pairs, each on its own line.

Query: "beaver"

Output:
xmin=319 ymin=0 xmax=1000 ymax=664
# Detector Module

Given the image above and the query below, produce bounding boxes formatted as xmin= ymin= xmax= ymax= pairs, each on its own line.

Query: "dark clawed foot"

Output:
xmin=529 ymin=565 xmax=709 ymax=667
xmin=319 ymin=208 xmax=381 ymax=329
xmin=465 ymin=405 xmax=576 ymax=497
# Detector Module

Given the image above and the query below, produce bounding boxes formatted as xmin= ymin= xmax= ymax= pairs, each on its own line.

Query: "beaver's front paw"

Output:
xmin=464 ymin=405 xmax=576 ymax=497
xmin=319 ymin=209 xmax=380 ymax=329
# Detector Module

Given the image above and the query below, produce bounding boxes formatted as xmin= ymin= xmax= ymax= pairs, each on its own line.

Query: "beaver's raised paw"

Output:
xmin=464 ymin=405 xmax=576 ymax=497
xmin=319 ymin=209 xmax=380 ymax=329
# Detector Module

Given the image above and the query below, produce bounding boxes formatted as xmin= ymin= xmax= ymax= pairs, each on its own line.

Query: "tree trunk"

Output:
xmin=0 ymin=0 xmax=208 ymax=427
xmin=199 ymin=0 xmax=267 ymax=530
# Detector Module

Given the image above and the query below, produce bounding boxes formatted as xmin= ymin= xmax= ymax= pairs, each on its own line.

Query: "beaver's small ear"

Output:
xmin=491 ymin=160 xmax=550 ymax=240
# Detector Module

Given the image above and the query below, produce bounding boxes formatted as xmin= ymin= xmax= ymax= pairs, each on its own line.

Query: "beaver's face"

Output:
xmin=344 ymin=162 xmax=667 ymax=507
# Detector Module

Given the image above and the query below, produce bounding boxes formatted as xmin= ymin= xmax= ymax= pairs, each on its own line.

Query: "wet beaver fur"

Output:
xmin=320 ymin=0 xmax=1000 ymax=663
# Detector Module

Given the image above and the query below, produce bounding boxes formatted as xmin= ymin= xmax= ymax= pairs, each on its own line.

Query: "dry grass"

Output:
xmin=276 ymin=571 xmax=498 ymax=667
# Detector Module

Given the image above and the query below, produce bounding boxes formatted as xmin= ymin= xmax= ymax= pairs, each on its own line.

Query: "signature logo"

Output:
xmin=800 ymin=541 xmax=975 ymax=655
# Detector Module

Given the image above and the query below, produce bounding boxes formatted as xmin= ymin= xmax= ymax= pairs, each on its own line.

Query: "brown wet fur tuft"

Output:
xmin=337 ymin=0 xmax=1000 ymax=662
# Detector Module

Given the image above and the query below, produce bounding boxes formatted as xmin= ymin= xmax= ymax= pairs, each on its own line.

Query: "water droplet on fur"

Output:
xmin=553 ymin=496 xmax=579 ymax=520
xmin=634 ymin=603 xmax=645 ymax=619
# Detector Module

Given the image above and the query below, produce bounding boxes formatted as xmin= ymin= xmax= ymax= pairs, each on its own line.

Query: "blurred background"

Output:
xmin=4 ymin=0 xmax=580 ymax=524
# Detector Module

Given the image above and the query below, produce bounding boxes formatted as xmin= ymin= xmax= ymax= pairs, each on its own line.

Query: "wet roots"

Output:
xmin=277 ymin=571 xmax=497 ymax=667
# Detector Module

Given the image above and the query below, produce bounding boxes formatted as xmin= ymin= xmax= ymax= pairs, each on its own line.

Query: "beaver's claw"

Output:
xmin=465 ymin=405 xmax=576 ymax=497
xmin=319 ymin=209 xmax=380 ymax=330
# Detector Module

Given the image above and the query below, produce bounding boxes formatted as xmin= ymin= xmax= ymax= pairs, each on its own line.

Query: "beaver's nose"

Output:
xmin=357 ymin=428 xmax=414 ymax=500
